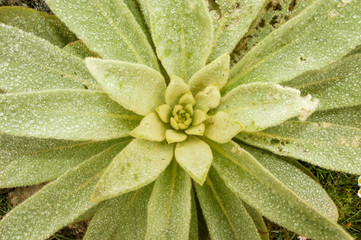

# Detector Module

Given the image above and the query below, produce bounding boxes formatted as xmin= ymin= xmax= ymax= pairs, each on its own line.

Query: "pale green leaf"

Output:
xmin=86 ymin=58 xmax=166 ymax=116
xmin=204 ymin=111 xmax=243 ymax=144
xmin=0 ymin=6 xmax=77 ymax=47
xmin=92 ymin=139 xmax=173 ymax=202
xmin=45 ymin=0 xmax=159 ymax=70
xmin=0 ymin=134 xmax=126 ymax=187
xmin=225 ymin=0 xmax=361 ymax=93
xmin=131 ymin=112 xmax=168 ymax=142
xmin=122 ymin=0 xmax=154 ymax=47
xmin=84 ymin=184 xmax=153 ymax=240
xmin=284 ymin=53 xmax=361 ymax=110
xmin=208 ymin=0 xmax=267 ymax=61
xmin=308 ymin=105 xmax=361 ymax=129
xmin=243 ymin=203 xmax=269 ymax=240
xmin=147 ymin=0 xmax=213 ymax=80
xmin=166 ymin=129 xmax=187 ymax=144
xmin=209 ymin=140 xmax=352 ymax=240
xmin=0 ymin=24 xmax=99 ymax=92
xmin=189 ymin=190 xmax=199 ymax=240
xmin=165 ymin=76 xmax=190 ymax=106
xmin=188 ymin=53 xmax=230 ymax=94
xmin=237 ymin=121 xmax=361 ymax=175
xmin=194 ymin=85 xmax=221 ymax=112
xmin=195 ymin=168 xmax=261 ymax=240
xmin=175 ymin=136 xmax=212 ymax=185
xmin=63 ymin=40 xmax=100 ymax=59
xmin=0 ymin=90 xmax=141 ymax=141
xmin=146 ymin=160 xmax=192 ymax=240
xmin=219 ymin=83 xmax=318 ymax=132
xmin=238 ymin=142 xmax=338 ymax=222
xmin=0 ymin=142 xmax=127 ymax=240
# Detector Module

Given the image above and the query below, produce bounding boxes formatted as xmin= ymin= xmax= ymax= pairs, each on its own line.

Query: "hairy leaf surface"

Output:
xmin=0 ymin=135 xmax=126 ymax=187
xmin=284 ymin=53 xmax=361 ymax=110
xmin=0 ymin=90 xmax=141 ymax=141
xmin=308 ymin=105 xmax=361 ymax=129
xmin=147 ymin=0 xmax=213 ymax=80
xmin=237 ymin=121 xmax=361 ymax=175
xmin=0 ymin=24 xmax=98 ymax=92
xmin=0 ymin=6 xmax=77 ymax=47
xmin=146 ymin=161 xmax=192 ymax=240
xmin=63 ymin=40 xmax=99 ymax=59
xmin=0 ymin=142 xmax=127 ymax=240
xmin=45 ymin=0 xmax=159 ymax=70
xmin=208 ymin=0 xmax=267 ymax=61
xmin=210 ymin=141 xmax=352 ymax=240
xmin=226 ymin=0 xmax=361 ymax=93
xmin=195 ymin=168 xmax=261 ymax=240
xmin=92 ymin=139 xmax=173 ymax=202
xmin=219 ymin=83 xmax=318 ymax=132
xmin=238 ymin=142 xmax=338 ymax=222
xmin=86 ymin=58 xmax=166 ymax=116
xmin=84 ymin=184 xmax=153 ymax=240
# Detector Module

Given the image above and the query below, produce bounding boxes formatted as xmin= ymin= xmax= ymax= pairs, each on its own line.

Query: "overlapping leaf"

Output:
xmin=195 ymin=168 xmax=261 ymax=240
xmin=0 ymin=90 xmax=141 ymax=141
xmin=0 ymin=24 xmax=99 ymax=92
xmin=0 ymin=142 xmax=128 ymax=240
xmin=0 ymin=134 xmax=124 ymax=187
xmin=225 ymin=0 xmax=361 ymax=93
xmin=284 ymin=53 xmax=361 ymax=110
xmin=63 ymin=40 xmax=99 ymax=59
xmin=92 ymin=139 xmax=173 ymax=202
xmin=147 ymin=0 xmax=213 ymax=80
xmin=210 ymin=140 xmax=352 ymax=239
xmin=237 ymin=121 xmax=361 ymax=175
xmin=45 ymin=0 xmax=159 ymax=70
xmin=208 ymin=0 xmax=267 ymax=61
xmin=308 ymin=105 xmax=361 ymax=129
xmin=146 ymin=161 xmax=192 ymax=240
xmin=0 ymin=6 xmax=77 ymax=47
xmin=84 ymin=184 xmax=153 ymax=240
xmin=219 ymin=83 xmax=318 ymax=132
xmin=86 ymin=58 xmax=166 ymax=116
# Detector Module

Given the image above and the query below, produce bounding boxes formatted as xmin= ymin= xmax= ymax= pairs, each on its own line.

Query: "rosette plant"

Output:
xmin=0 ymin=0 xmax=361 ymax=239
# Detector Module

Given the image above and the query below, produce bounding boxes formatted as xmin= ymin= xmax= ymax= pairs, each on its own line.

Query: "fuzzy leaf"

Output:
xmin=195 ymin=168 xmax=261 ymax=240
xmin=208 ymin=0 xmax=267 ymax=61
xmin=165 ymin=76 xmax=190 ymax=106
xmin=86 ymin=58 xmax=166 ymax=116
xmin=225 ymin=0 xmax=361 ymax=93
xmin=0 ymin=90 xmax=141 ymax=141
xmin=284 ymin=53 xmax=361 ymax=110
xmin=0 ymin=142 xmax=127 ymax=240
xmin=204 ymin=111 xmax=243 ymax=144
xmin=0 ymin=134 xmax=126 ymax=187
xmin=92 ymin=139 xmax=173 ymax=202
xmin=84 ymin=184 xmax=153 ymax=240
xmin=0 ymin=6 xmax=77 ymax=47
xmin=219 ymin=83 xmax=318 ymax=132
xmin=63 ymin=40 xmax=99 ymax=59
xmin=243 ymin=203 xmax=269 ymax=240
xmin=131 ymin=112 xmax=167 ymax=142
xmin=188 ymin=54 xmax=230 ymax=94
xmin=147 ymin=0 xmax=213 ymax=80
xmin=146 ymin=161 xmax=192 ymax=240
xmin=0 ymin=24 xmax=99 ymax=93
xmin=239 ymin=142 xmax=338 ymax=222
xmin=308 ymin=105 xmax=361 ymax=129
xmin=123 ymin=0 xmax=154 ymax=46
xmin=189 ymin=190 xmax=199 ymax=240
xmin=210 ymin=140 xmax=352 ymax=240
xmin=45 ymin=0 xmax=158 ymax=70
xmin=237 ymin=121 xmax=361 ymax=175
xmin=175 ymin=136 xmax=213 ymax=185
